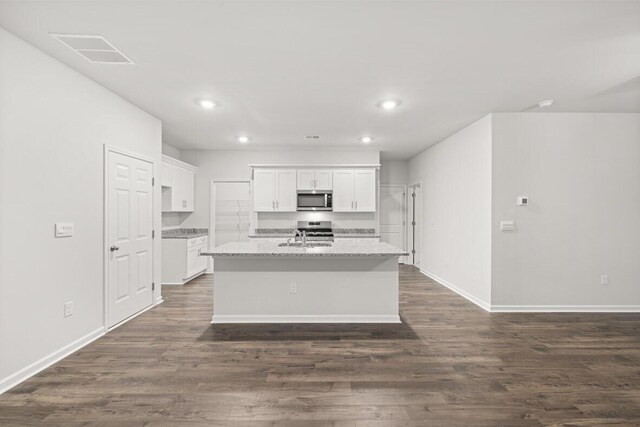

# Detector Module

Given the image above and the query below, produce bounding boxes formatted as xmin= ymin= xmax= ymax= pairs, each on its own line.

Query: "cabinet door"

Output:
xmin=161 ymin=163 xmax=172 ymax=187
xmin=183 ymin=169 xmax=195 ymax=212
xmin=354 ymin=169 xmax=376 ymax=212
xmin=315 ymin=170 xmax=333 ymax=190
xmin=276 ymin=170 xmax=297 ymax=212
xmin=253 ymin=170 xmax=276 ymax=211
xmin=296 ymin=170 xmax=315 ymax=190
xmin=186 ymin=246 xmax=200 ymax=278
xmin=333 ymin=170 xmax=354 ymax=212
xmin=170 ymin=166 xmax=185 ymax=211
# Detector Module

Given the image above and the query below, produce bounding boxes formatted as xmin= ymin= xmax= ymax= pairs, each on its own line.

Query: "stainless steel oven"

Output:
xmin=297 ymin=190 xmax=332 ymax=211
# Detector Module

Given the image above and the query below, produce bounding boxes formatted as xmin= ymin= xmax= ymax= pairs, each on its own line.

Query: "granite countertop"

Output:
xmin=162 ymin=228 xmax=208 ymax=239
xmin=201 ymin=241 xmax=408 ymax=257
xmin=248 ymin=228 xmax=380 ymax=238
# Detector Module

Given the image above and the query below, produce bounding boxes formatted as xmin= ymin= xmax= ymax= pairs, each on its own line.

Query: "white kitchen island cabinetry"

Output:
xmin=203 ymin=241 xmax=407 ymax=323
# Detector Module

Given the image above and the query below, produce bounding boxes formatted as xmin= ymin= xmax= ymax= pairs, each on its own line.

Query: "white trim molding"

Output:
xmin=211 ymin=315 xmax=401 ymax=324
xmin=0 ymin=327 xmax=105 ymax=395
xmin=420 ymin=268 xmax=491 ymax=312
xmin=418 ymin=269 xmax=640 ymax=313
xmin=491 ymin=305 xmax=640 ymax=313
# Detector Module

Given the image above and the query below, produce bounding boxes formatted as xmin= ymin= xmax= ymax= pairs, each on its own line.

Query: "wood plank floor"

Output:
xmin=2 ymin=265 xmax=640 ymax=426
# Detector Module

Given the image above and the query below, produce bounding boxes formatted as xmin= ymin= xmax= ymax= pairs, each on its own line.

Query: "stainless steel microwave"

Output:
xmin=297 ymin=191 xmax=333 ymax=211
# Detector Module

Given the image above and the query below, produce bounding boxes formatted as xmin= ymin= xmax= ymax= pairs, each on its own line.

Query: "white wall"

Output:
xmin=162 ymin=143 xmax=181 ymax=159
xmin=408 ymin=115 xmax=492 ymax=308
xmin=491 ymin=113 xmax=640 ymax=308
xmin=179 ymin=150 xmax=380 ymax=230
xmin=380 ymin=160 xmax=409 ymax=185
xmin=0 ymin=28 xmax=162 ymax=391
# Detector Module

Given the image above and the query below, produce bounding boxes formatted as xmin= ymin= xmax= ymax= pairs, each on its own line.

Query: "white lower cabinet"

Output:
xmin=162 ymin=236 xmax=209 ymax=284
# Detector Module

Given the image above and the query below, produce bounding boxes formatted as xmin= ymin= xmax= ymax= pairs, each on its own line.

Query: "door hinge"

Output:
xmin=152 ymin=282 xmax=155 ymax=291
xmin=152 ymin=177 xmax=155 ymax=186
xmin=412 ymin=249 xmax=416 ymax=254
xmin=411 ymin=192 xmax=416 ymax=198
xmin=152 ymin=230 xmax=155 ymax=238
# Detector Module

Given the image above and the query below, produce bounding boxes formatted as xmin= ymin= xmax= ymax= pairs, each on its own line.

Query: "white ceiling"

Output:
xmin=1 ymin=1 xmax=638 ymax=159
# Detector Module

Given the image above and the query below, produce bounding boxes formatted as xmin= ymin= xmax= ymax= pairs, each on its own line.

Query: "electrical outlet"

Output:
xmin=601 ymin=275 xmax=609 ymax=286
xmin=64 ymin=301 xmax=74 ymax=317
xmin=289 ymin=283 xmax=297 ymax=294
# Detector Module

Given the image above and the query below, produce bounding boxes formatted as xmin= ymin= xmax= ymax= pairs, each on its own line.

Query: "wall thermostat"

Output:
xmin=517 ymin=196 xmax=528 ymax=206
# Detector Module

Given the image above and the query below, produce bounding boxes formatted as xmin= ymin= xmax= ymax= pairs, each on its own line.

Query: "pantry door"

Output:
xmin=106 ymin=149 xmax=154 ymax=328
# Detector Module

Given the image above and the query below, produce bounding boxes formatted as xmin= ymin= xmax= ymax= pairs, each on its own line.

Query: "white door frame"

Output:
xmin=209 ymin=180 xmax=254 ymax=271
xmin=380 ymin=184 xmax=407 ymax=264
xmin=407 ymin=181 xmax=422 ymax=267
xmin=103 ymin=145 xmax=157 ymax=330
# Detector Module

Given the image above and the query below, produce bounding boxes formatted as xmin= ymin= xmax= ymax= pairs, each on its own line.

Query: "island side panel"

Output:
xmin=212 ymin=256 xmax=400 ymax=323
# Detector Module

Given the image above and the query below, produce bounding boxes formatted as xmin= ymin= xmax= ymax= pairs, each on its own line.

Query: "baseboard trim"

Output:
xmin=491 ymin=305 xmax=640 ymax=313
xmin=108 ymin=302 xmax=157 ymax=332
xmin=419 ymin=268 xmax=491 ymax=312
xmin=211 ymin=314 xmax=401 ymax=324
xmin=0 ymin=326 xmax=105 ymax=395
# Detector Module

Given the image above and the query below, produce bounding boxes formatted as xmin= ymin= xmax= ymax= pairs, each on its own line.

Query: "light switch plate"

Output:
xmin=55 ymin=223 xmax=74 ymax=237
xmin=500 ymin=220 xmax=515 ymax=231
xmin=517 ymin=196 xmax=528 ymax=206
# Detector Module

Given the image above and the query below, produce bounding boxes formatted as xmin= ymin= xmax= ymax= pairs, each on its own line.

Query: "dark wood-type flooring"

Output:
xmin=2 ymin=265 xmax=640 ymax=426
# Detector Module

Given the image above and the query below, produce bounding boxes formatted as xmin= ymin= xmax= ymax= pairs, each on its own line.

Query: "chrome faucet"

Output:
xmin=294 ymin=229 xmax=302 ymax=241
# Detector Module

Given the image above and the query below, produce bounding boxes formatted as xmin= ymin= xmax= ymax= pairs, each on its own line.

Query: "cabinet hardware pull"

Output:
xmin=110 ymin=245 xmax=120 ymax=251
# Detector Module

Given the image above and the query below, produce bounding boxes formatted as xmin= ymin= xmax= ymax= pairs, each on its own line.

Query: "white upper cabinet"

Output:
xmin=296 ymin=169 xmax=333 ymax=191
xmin=161 ymin=156 xmax=196 ymax=213
xmin=332 ymin=169 xmax=376 ymax=212
xmin=315 ymin=170 xmax=333 ymax=190
xmin=253 ymin=169 xmax=277 ymax=211
xmin=276 ymin=170 xmax=297 ymax=211
xmin=332 ymin=169 xmax=355 ymax=212
xmin=297 ymin=170 xmax=315 ymax=191
xmin=161 ymin=163 xmax=172 ymax=187
xmin=353 ymin=169 xmax=376 ymax=211
xmin=253 ymin=169 xmax=297 ymax=212
xmin=253 ymin=166 xmax=375 ymax=213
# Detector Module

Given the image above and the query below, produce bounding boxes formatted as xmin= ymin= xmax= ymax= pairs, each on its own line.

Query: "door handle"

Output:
xmin=110 ymin=245 xmax=120 ymax=252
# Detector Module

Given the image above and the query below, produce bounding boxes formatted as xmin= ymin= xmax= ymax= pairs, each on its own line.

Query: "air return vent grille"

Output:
xmin=50 ymin=34 xmax=133 ymax=64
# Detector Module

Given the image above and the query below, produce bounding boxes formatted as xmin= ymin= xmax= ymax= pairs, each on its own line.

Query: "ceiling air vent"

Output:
xmin=50 ymin=34 xmax=133 ymax=64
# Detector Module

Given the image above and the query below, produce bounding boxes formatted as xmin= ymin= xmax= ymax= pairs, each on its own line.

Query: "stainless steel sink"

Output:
xmin=278 ymin=242 xmax=332 ymax=248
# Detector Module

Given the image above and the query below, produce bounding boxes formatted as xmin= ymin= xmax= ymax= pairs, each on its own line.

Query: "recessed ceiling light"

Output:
xmin=360 ymin=136 xmax=373 ymax=144
xmin=538 ymin=99 xmax=554 ymax=108
xmin=198 ymin=99 xmax=216 ymax=109
xmin=379 ymin=99 xmax=401 ymax=110
xmin=237 ymin=136 xmax=250 ymax=143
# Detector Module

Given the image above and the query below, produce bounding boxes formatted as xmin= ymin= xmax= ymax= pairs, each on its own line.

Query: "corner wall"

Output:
xmin=0 ymin=28 xmax=162 ymax=392
xmin=491 ymin=113 xmax=640 ymax=310
xmin=408 ymin=115 xmax=493 ymax=308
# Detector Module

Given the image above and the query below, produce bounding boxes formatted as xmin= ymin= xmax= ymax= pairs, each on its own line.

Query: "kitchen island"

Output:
xmin=202 ymin=241 xmax=408 ymax=324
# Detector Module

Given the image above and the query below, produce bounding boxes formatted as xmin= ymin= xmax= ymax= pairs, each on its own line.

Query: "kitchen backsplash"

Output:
xmin=256 ymin=211 xmax=376 ymax=230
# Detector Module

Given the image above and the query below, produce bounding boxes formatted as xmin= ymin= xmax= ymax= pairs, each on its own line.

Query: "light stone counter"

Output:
xmin=202 ymin=241 xmax=407 ymax=257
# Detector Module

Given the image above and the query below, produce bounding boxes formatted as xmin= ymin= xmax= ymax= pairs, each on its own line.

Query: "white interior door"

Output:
xmin=107 ymin=150 xmax=154 ymax=328
xmin=380 ymin=185 xmax=406 ymax=264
